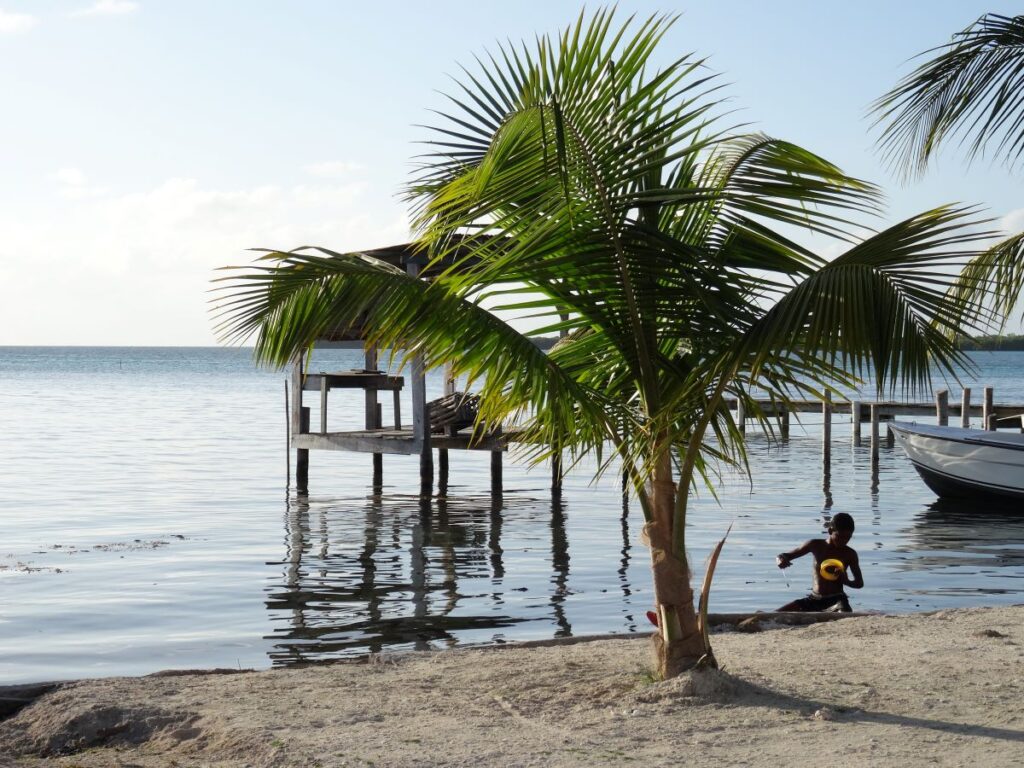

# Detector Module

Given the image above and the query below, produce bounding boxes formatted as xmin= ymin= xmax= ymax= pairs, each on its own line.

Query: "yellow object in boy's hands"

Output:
xmin=819 ymin=558 xmax=844 ymax=581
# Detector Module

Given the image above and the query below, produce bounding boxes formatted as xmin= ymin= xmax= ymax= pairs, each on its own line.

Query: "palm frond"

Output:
xmin=736 ymin=206 xmax=995 ymax=396
xmin=873 ymin=13 xmax=1024 ymax=178
xmin=950 ymin=230 xmax=1024 ymax=328
xmin=212 ymin=248 xmax=620 ymax=460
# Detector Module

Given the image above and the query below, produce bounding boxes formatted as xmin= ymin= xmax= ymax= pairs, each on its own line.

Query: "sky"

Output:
xmin=2 ymin=0 xmax=1022 ymax=345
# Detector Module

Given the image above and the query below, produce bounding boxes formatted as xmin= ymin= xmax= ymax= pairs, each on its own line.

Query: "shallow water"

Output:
xmin=1 ymin=347 xmax=1022 ymax=684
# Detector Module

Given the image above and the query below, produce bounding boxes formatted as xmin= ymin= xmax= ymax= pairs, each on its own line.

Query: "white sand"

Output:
xmin=2 ymin=607 xmax=1022 ymax=767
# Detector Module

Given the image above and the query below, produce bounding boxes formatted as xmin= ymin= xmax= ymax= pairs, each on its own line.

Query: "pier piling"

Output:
xmin=961 ymin=388 xmax=971 ymax=429
xmin=869 ymin=403 xmax=880 ymax=462
xmin=297 ymin=407 xmax=310 ymax=494
xmin=365 ymin=348 xmax=382 ymax=490
xmin=984 ymin=387 xmax=994 ymax=431
xmin=438 ymin=363 xmax=456 ymax=494
xmin=490 ymin=426 xmax=503 ymax=498
xmin=822 ymin=392 xmax=832 ymax=464
xmin=935 ymin=389 xmax=948 ymax=426
xmin=552 ymin=453 xmax=563 ymax=494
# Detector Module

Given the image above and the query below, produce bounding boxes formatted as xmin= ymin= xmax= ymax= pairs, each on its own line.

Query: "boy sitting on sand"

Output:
xmin=776 ymin=512 xmax=863 ymax=612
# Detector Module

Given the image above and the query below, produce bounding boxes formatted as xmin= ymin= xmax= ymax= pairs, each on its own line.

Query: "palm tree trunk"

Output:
xmin=647 ymin=448 xmax=705 ymax=679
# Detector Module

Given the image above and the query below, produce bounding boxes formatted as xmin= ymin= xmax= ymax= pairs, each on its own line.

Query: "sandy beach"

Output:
xmin=1 ymin=606 xmax=1021 ymax=767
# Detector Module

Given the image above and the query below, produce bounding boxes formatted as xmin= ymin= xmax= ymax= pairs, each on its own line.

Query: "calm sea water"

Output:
xmin=1 ymin=347 xmax=1023 ymax=685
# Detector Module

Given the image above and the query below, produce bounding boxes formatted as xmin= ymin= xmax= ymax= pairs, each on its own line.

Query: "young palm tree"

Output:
xmin=216 ymin=10 xmax=991 ymax=678
xmin=873 ymin=12 xmax=1024 ymax=325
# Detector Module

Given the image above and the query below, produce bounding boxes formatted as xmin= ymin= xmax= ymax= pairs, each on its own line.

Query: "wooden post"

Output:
xmin=822 ymin=392 xmax=832 ymax=463
xmin=851 ymin=400 xmax=862 ymax=446
xmin=291 ymin=353 xmax=309 ymax=492
xmin=552 ymin=452 xmax=563 ymax=494
xmin=961 ymin=388 xmax=971 ymax=429
xmin=622 ymin=466 xmax=629 ymax=508
xmin=983 ymin=387 xmax=994 ymax=431
xmin=285 ymin=380 xmax=290 ymax=487
xmin=780 ymin=407 xmax=790 ymax=439
xmin=491 ymin=427 xmax=503 ymax=498
xmin=935 ymin=389 xmax=948 ymax=427
xmin=373 ymin=404 xmax=382 ymax=490
xmin=736 ymin=398 xmax=745 ymax=435
xmin=438 ymin=362 xmax=455 ymax=494
xmin=290 ymin=352 xmax=304 ymax=441
xmin=408 ymin=263 xmax=432 ymax=496
xmin=491 ymin=449 xmax=503 ymax=497
xmin=365 ymin=348 xmax=382 ymax=489
xmin=393 ymin=390 xmax=402 ymax=429
xmin=297 ymin=407 xmax=310 ymax=493
xmin=320 ymin=376 xmax=328 ymax=433
xmin=987 ymin=413 xmax=998 ymax=431
xmin=438 ymin=446 xmax=449 ymax=494
xmin=869 ymin=403 xmax=880 ymax=461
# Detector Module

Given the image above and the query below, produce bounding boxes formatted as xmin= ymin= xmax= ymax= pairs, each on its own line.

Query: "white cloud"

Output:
xmin=53 ymin=167 xmax=88 ymax=187
xmin=0 ymin=176 xmax=409 ymax=345
xmin=50 ymin=167 xmax=108 ymax=199
xmin=0 ymin=9 xmax=37 ymax=34
xmin=303 ymin=161 xmax=364 ymax=178
xmin=70 ymin=0 xmax=139 ymax=18
xmin=999 ymin=207 xmax=1024 ymax=234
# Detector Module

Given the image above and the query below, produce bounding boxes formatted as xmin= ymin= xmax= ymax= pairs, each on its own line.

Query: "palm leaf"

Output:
xmin=873 ymin=13 xmax=1024 ymax=178
xmin=950 ymin=230 xmax=1024 ymax=328
xmin=212 ymin=248 xmax=621 ymax=461
xmin=735 ymin=206 xmax=994 ymax=396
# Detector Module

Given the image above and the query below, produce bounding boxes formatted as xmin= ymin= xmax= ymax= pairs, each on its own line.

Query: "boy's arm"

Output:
xmin=776 ymin=540 xmax=815 ymax=569
xmin=844 ymin=550 xmax=864 ymax=589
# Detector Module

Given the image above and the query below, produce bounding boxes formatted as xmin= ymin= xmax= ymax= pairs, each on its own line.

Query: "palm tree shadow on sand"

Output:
xmin=644 ymin=668 xmax=1024 ymax=744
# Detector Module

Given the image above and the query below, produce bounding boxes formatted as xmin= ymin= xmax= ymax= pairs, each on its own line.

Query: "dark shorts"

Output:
xmin=790 ymin=592 xmax=852 ymax=612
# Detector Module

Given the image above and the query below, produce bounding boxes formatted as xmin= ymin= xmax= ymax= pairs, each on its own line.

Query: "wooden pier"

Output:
xmin=290 ymin=349 xmax=514 ymax=495
xmin=728 ymin=386 xmax=1024 ymax=463
xmin=287 ymin=243 xmax=517 ymax=496
xmin=291 ymin=372 xmax=1024 ymax=495
xmin=282 ymin=242 xmax=1024 ymax=496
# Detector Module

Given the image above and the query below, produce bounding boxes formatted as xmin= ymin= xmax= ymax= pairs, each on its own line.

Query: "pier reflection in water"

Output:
xmin=265 ymin=489 xmax=636 ymax=666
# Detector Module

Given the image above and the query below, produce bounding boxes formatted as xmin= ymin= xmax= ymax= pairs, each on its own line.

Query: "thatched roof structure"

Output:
xmin=318 ymin=237 xmax=485 ymax=343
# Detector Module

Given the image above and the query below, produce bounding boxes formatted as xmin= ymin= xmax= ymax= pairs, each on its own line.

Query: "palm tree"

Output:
xmin=873 ymin=12 xmax=1024 ymax=324
xmin=216 ymin=10 xmax=991 ymax=678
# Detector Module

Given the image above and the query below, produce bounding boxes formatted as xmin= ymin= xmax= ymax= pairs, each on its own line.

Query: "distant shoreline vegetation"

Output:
xmin=958 ymin=335 xmax=1024 ymax=351
xmin=535 ymin=336 xmax=1024 ymax=351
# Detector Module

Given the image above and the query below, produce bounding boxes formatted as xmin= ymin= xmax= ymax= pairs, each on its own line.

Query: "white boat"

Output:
xmin=889 ymin=422 xmax=1024 ymax=503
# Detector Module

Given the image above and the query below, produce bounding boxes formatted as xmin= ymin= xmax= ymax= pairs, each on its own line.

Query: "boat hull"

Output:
xmin=889 ymin=423 xmax=1024 ymax=504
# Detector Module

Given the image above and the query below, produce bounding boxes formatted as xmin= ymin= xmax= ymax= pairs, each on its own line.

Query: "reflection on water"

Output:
xmin=264 ymin=437 xmax=1024 ymax=668
xmin=892 ymin=499 xmax=1024 ymax=597
xmin=7 ymin=347 xmax=1024 ymax=682
xmin=265 ymin=490 xmax=608 ymax=665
